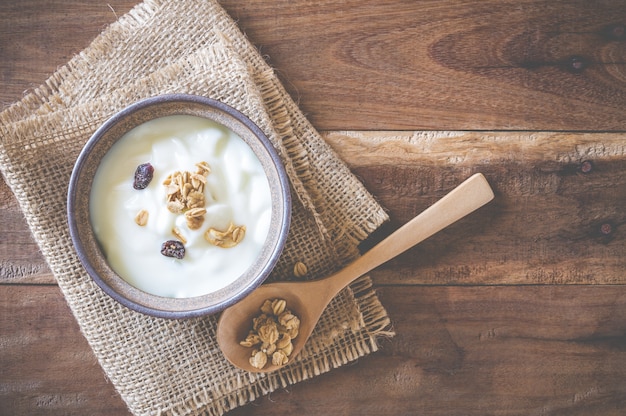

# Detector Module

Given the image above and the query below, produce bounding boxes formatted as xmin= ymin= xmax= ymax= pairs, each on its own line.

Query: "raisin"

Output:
xmin=133 ymin=163 xmax=154 ymax=190
xmin=161 ymin=240 xmax=185 ymax=259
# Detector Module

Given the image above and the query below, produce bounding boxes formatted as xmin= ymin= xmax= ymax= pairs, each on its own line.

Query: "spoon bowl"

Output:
xmin=217 ymin=173 xmax=495 ymax=372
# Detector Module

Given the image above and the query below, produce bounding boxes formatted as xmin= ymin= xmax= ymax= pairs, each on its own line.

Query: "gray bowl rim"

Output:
xmin=67 ymin=94 xmax=291 ymax=319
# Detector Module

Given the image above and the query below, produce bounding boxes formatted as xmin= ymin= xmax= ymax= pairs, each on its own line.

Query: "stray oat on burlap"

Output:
xmin=0 ymin=1 xmax=394 ymax=415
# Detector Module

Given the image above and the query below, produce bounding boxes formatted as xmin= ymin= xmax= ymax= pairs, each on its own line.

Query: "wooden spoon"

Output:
xmin=217 ymin=173 xmax=495 ymax=372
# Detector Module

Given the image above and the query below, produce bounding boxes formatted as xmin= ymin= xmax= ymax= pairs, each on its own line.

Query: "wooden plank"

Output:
xmin=3 ymin=131 xmax=626 ymax=285
xmin=0 ymin=180 xmax=53 ymax=284
xmin=325 ymin=131 xmax=626 ymax=285
xmin=228 ymin=285 xmax=626 ymax=416
xmin=0 ymin=285 xmax=128 ymax=415
xmin=221 ymin=0 xmax=626 ymax=131
xmin=2 ymin=284 xmax=625 ymax=415
xmin=1 ymin=1 xmax=625 ymax=131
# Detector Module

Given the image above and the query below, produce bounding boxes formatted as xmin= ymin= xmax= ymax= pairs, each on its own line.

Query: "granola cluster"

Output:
xmin=131 ymin=161 xmax=246 ymax=258
xmin=240 ymin=298 xmax=301 ymax=369
xmin=205 ymin=222 xmax=246 ymax=248
xmin=163 ymin=161 xmax=210 ymax=230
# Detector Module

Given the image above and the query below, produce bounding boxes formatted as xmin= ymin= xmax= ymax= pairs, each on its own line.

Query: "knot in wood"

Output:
xmin=602 ymin=23 xmax=625 ymax=41
xmin=565 ymin=55 xmax=589 ymax=73
xmin=579 ymin=160 xmax=593 ymax=174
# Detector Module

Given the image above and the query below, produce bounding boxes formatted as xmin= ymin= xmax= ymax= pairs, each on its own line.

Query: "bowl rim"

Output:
xmin=67 ymin=94 xmax=291 ymax=319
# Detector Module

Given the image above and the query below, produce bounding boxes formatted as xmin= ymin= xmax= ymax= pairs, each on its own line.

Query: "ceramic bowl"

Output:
xmin=68 ymin=94 xmax=291 ymax=319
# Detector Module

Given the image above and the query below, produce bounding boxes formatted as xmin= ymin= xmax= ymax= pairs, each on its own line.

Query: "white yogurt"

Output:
xmin=90 ymin=115 xmax=272 ymax=298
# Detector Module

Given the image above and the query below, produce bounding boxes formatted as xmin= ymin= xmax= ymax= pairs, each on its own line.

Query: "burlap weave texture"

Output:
xmin=0 ymin=1 xmax=393 ymax=415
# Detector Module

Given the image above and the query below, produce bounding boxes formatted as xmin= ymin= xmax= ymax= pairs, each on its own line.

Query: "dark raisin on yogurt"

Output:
xmin=133 ymin=162 xmax=154 ymax=190
xmin=161 ymin=240 xmax=186 ymax=259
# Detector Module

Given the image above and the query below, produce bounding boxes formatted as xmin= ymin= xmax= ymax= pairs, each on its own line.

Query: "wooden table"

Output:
xmin=2 ymin=1 xmax=625 ymax=415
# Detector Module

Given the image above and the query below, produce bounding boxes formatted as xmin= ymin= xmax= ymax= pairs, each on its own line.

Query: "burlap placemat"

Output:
xmin=0 ymin=1 xmax=394 ymax=414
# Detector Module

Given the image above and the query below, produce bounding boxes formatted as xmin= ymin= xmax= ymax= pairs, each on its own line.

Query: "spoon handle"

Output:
xmin=325 ymin=173 xmax=495 ymax=291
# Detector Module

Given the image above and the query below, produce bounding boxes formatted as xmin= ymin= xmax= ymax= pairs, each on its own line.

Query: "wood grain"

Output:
xmin=326 ymin=131 xmax=626 ymax=285
xmin=0 ymin=286 xmax=127 ymax=415
xmin=1 ymin=1 xmax=626 ymax=415
xmin=228 ymin=285 xmax=626 ymax=416
xmin=219 ymin=0 xmax=626 ymax=130
xmin=4 ymin=131 xmax=625 ymax=285
xmin=0 ymin=180 xmax=53 ymax=284
xmin=1 ymin=1 xmax=625 ymax=130
xmin=2 ymin=284 xmax=625 ymax=415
